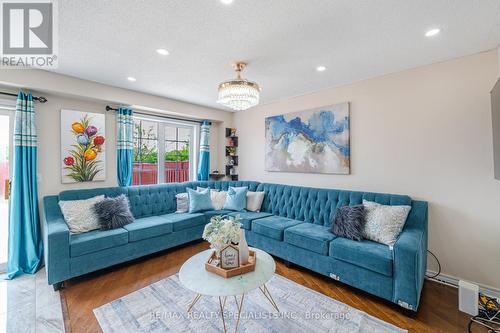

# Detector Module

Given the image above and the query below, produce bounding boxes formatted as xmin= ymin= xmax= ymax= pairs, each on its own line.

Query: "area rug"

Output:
xmin=94 ymin=274 xmax=406 ymax=333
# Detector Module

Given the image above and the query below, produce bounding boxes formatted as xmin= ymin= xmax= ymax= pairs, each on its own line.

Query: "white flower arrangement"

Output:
xmin=203 ymin=215 xmax=242 ymax=255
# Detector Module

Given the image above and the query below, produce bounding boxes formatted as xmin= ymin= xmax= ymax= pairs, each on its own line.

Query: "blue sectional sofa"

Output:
xmin=43 ymin=181 xmax=428 ymax=311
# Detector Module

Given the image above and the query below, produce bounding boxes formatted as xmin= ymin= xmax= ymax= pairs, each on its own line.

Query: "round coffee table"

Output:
xmin=179 ymin=247 xmax=278 ymax=332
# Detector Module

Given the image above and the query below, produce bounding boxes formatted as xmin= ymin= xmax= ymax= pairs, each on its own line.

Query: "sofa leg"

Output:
xmin=53 ymin=281 xmax=64 ymax=291
xmin=401 ymin=308 xmax=417 ymax=318
xmin=284 ymin=260 xmax=293 ymax=268
xmin=397 ymin=300 xmax=417 ymax=316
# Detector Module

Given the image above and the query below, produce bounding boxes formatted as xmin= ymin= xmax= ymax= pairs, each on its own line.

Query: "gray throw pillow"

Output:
xmin=331 ymin=205 xmax=366 ymax=241
xmin=362 ymin=200 xmax=411 ymax=247
xmin=94 ymin=195 xmax=134 ymax=230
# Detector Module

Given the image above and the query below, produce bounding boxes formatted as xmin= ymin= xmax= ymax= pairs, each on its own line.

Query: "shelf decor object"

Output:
xmin=205 ymin=249 xmax=256 ymax=278
xmin=239 ymin=229 xmax=249 ymax=265
xmin=220 ymin=244 xmax=239 ymax=269
xmin=225 ymin=127 xmax=239 ymax=181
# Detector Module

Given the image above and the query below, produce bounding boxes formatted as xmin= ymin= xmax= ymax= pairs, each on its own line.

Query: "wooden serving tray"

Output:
xmin=205 ymin=250 xmax=256 ymax=278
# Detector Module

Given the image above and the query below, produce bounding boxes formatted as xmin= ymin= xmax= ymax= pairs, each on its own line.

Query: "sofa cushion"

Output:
xmin=362 ymin=200 xmax=411 ymax=247
xmin=163 ymin=213 xmax=206 ymax=232
xmin=284 ymin=223 xmax=336 ymax=255
xmin=223 ymin=187 xmax=248 ymax=211
xmin=94 ymin=195 xmax=135 ymax=231
xmin=203 ymin=210 xmax=232 ymax=220
xmin=227 ymin=211 xmax=273 ymax=230
xmin=246 ymin=191 xmax=265 ymax=212
xmin=329 ymin=237 xmax=393 ymax=276
xmin=331 ymin=204 xmax=366 ymax=241
xmin=59 ymin=195 xmax=105 ymax=234
xmin=187 ymin=188 xmax=214 ymax=213
xmin=175 ymin=193 xmax=189 ymax=213
xmin=252 ymin=215 xmax=303 ymax=240
xmin=123 ymin=215 xmax=173 ymax=242
xmin=70 ymin=228 xmax=128 ymax=257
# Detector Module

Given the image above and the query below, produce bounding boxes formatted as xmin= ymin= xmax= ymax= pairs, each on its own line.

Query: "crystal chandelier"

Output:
xmin=217 ymin=62 xmax=261 ymax=111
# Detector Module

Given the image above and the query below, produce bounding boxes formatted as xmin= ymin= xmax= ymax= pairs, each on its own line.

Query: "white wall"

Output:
xmin=36 ymin=95 xmax=117 ymax=195
xmin=4 ymin=50 xmax=499 ymax=290
xmin=497 ymin=47 xmax=500 ymax=77
xmin=0 ymin=70 xmax=233 ymax=200
xmin=235 ymin=50 xmax=500 ymax=290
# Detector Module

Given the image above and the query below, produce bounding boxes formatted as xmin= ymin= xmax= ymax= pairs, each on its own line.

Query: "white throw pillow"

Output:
xmin=196 ymin=187 xmax=227 ymax=210
xmin=197 ymin=186 xmax=219 ymax=192
xmin=179 ymin=189 xmax=227 ymax=211
xmin=362 ymin=200 xmax=411 ymax=247
xmin=211 ymin=191 xmax=227 ymax=210
xmin=175 ymin=193 xmax=189 ymax=213
xmin=246 ymin=191 xmax=265 ymax=212
xmin=59 ymin=195 xmax=105 ymax=234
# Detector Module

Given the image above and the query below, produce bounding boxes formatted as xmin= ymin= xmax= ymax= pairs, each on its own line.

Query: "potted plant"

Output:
xmin=202 ymin=215 xmax=242 ymax=261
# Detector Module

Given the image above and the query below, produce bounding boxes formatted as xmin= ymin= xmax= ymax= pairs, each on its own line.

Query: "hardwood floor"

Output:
xmin=61 ymin=241 xmax=477 ymax=333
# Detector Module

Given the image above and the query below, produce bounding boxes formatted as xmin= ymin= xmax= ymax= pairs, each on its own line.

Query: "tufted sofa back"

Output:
xmin=58 ymin=181 xmax=260 ymax=219
xmin=57 ymin=181 xmax=412 ymax=223
xmin=256 ymin=183 xmax=412 ymax=227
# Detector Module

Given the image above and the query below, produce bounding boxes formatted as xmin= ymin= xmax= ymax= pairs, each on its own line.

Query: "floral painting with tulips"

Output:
xmin=61 ymin=110 xmax=106 ymax=183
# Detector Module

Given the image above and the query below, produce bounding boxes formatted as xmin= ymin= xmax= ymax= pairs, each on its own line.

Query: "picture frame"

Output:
xmin=61 ymin=109 xmax=106 ymax=183
xmin=220 ymin=244 xmax=239 ymax=269
xmin=265 ymin=102 xmax=350 ymax=174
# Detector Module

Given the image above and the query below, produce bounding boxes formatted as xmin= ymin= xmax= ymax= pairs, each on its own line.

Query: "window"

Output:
xmin=165 ymin=126 xmax=191 ymax=182
xmin=132 ymin=115 xmax=198 ymax=185
xmin=133 ymin=120 xmax=158 ymax=185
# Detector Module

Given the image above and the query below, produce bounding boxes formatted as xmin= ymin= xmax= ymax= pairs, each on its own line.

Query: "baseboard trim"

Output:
xmin=426 ymin=270 xmax=500 ymax=300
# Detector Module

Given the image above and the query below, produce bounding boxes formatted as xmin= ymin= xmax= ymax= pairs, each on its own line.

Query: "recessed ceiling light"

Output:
xmin=425 ymin=28 xmax=441 ymax=37
xmin=316 ymin=66 xmax=326 ymax=72
xmin=127 ymin=76 xmax=136 ymax=82
xmin=220 ymin=0 xmax=233 ymax=4
xmin=156 ymin=48 xmax=169 ymax=56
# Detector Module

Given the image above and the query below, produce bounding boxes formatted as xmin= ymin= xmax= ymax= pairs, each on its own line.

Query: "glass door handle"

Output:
xmin=4 ymin=179 xmax=10 ymax=200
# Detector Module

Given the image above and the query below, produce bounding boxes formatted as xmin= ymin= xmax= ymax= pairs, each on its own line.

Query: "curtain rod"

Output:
xmin=105 ymin=105 xmax=211 ymax=125
xmin=0 ymin=91 xmax=47 ymax=103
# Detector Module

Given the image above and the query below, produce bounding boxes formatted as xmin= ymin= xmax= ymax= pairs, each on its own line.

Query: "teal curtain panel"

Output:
xmin=197 ymin=120 xmax=210 ymax=181
xmin=6 ymin=91 xmax=43 ymax=279
xmin=117 ymin=107 xmax=134 ymax=186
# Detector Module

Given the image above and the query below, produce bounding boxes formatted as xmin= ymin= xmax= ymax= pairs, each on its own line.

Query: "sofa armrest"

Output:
xmin=43 ymin=196 xmax=70 ymax=285
xmin=392 ymin=200 xmax=428 ymax=311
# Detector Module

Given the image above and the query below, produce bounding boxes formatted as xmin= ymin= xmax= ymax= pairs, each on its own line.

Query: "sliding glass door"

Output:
xmin=165 ymin=126 xmax=191 ymax=183
xmin=132 ymin=115 xmax=198 ymax=185
xmin=133 ymin=119 xmax=159 ymax=185
xmin=0 ymin=108 xmax=14 ymax=273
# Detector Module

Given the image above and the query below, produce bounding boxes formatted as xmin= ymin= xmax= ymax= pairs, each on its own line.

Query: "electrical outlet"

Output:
xmin=459 ymin=280 xmax=479 ymax=316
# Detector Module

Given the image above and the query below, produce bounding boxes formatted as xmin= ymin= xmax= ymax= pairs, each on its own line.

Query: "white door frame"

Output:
xmin=0 ymin=102 xmax=15 ymax=273
xmin=134 ymin=113 xmax=199 ymax=182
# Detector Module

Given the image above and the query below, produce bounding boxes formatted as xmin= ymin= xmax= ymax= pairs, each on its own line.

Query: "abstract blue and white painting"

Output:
xmin=265 ymin=103 xmax=350 ymax=174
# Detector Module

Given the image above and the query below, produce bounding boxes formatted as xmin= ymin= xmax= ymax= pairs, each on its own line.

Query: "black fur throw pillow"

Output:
xmin=331 ymin=205 xmax=366 ymax=241
xmin=94 ymin=195 xmax=134 ymax=230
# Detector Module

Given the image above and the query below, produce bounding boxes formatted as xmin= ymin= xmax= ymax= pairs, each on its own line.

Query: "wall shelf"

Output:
xmin=225 ymin=128 xmax=238 ymax=181
xmin=209 ymin=173 xmax=225 ymax=180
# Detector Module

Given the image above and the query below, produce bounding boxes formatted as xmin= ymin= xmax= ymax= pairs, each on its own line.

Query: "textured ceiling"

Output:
xmin=51 ymin=0 xmax=500 ymax=111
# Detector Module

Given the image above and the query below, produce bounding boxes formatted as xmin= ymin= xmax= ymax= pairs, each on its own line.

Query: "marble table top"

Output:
xmin=179 ymin=247 xmax=275 ymax=297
